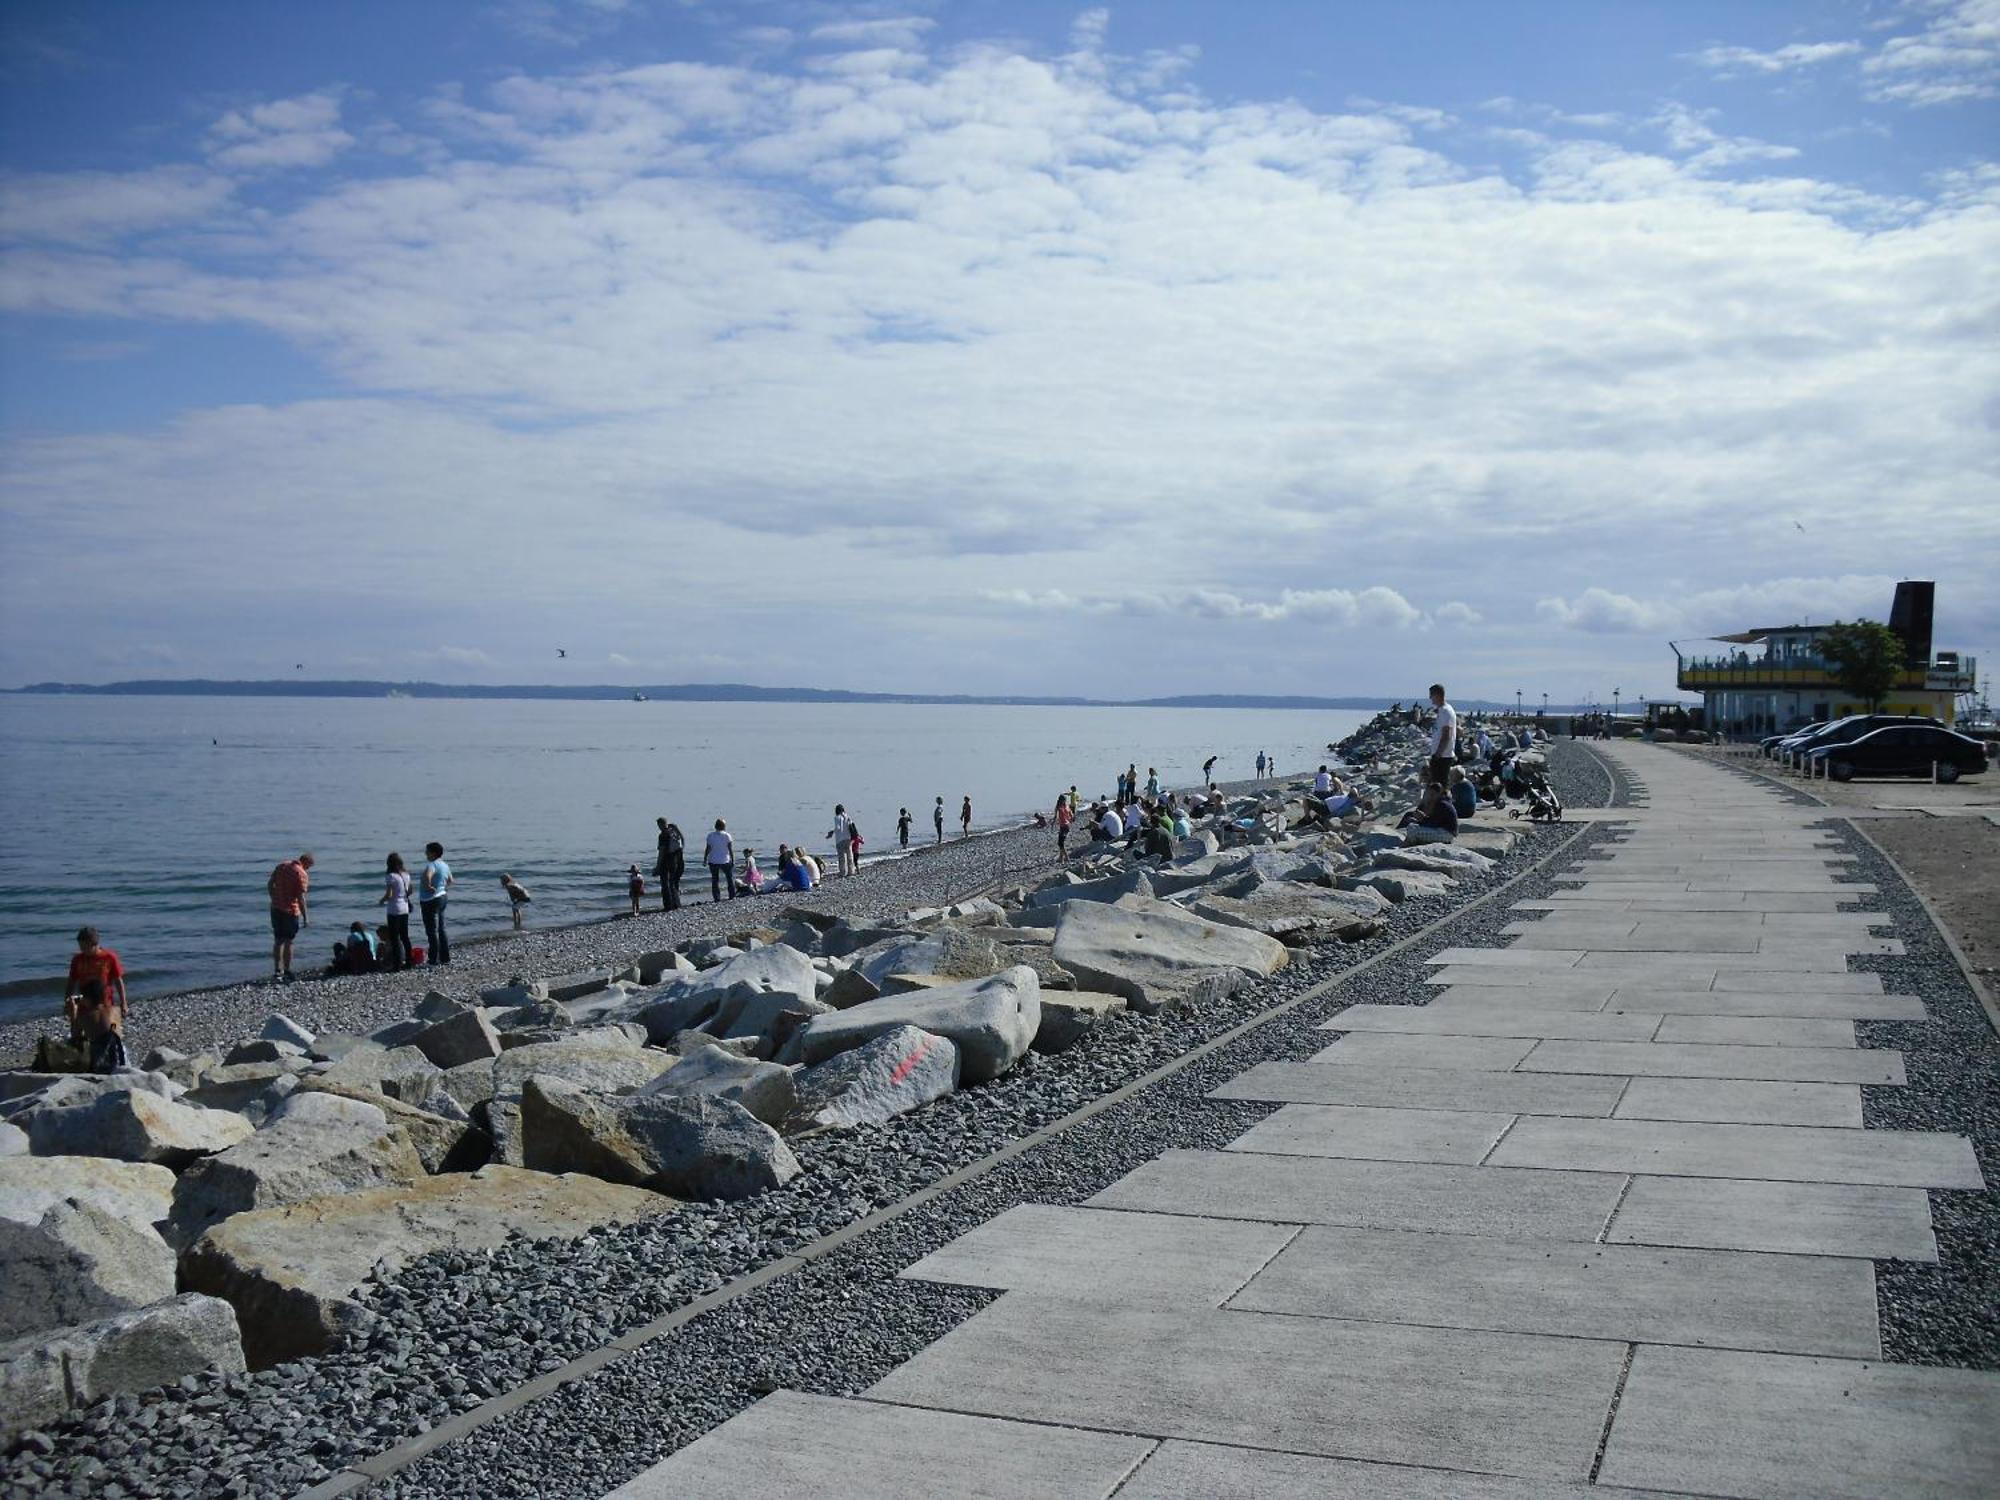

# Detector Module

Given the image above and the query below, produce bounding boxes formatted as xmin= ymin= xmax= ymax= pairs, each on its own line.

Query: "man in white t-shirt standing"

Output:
xmin=1427 ymin=683 xmax=1457 ymax=788
xmin=704 ymin=819 xmax=736 ymax=902
xmin=826 ymin=803 xmax=852 ymax=877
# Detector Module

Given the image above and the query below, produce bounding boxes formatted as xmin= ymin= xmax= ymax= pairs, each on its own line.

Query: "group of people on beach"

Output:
xmin=269 ymin=844 xmax=462 ymax=982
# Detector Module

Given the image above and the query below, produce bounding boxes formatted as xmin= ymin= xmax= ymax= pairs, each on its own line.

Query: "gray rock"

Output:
xmin=257 ymin=1014 xmax=315 ymax=1048
xmin=850 ymin=928 xmax=1010 ymax=991
xmin=519 ymin=1077 xmax=799 ymax=1201
xmin=167 ymin=1092 xmax=425 ymax=1248
xmin=1189 ymin=885 xmax=1388 ymax=943
xmin=0 ymin=1154 xmax=175 ymax=1240
xmin=632 ymin=949 xmax=697 ymax=985
xmin=0 ymin=1123 xmax=23 ymax=1157
xmin=820 ymin=967 xmax=883 ymax=1010
xmin=1032 ymin=991 xmax=1129 ymax=1053
xmin=1348 ymin=868 xmax=1454 ymax=902
xmin=797 ymin=967 xmax=1041 ymax=1084
xmin=409 ymin=1007 xmax=503 ymax=1069
xmin=222 ymin=1038 xmax=307 ymax=1066
xmin=1052 ymin=894 xmax=1288 ymax=1014
xmin=297 ymin=1081 xmax=486 ymax=1174
xmin=686 ymin=945 xmax=817 ymax=1010
xmin=0 ymin=1198 xmax=176 ymax=1338
xmin=0 ymin=1294 xmax=244 ymax=1438
xmin=485 ymin=1035 xmax=676 ymax=1166
xmin=305 ymin=1033 xmax=371 ymax=1064
xmin=317 ymin=1043 xmax=442 ymax=1103
xmin=19 ymin=1088 xmax=253 ymax=1168
xmin=183 ymin=1059 xmax=309 ymax=1114
xmin=1025 ymin=867 xmax=1155 ymax=910
xmin=710 ymin=989 xmax=834 ymax=1058
xmin=634 ymin=980 xmax=721 ymax=1044
xmin=438 ymin=1058 xmax=499 ymax=1111
xmin=138 ymin=1047 xmax=209 ymax=1088
xmin=367 ymin=1017 xmax=429 ymax=1048
xmin=232 ymin=1071 xmax=303 ymax=1129
xmin=791 ymin=1025 xmax=958 ymax=1129
xmin=1374 ymin=845 xmax=1495 ymax=877
xmin=478 ymin=979 xmax=550 ymax=1009
xmin=666 ymin=1030 xmax=758 ymax=1059
xmin=637 ymin=1046 xmax=798 ymax=1126
xmin=413 ymin=990 xmax=469 ymax=1023
xmin=0 ymin=1070 xmax=180 ymax=1115
xmin=820 ymin=922 xmax=905 ymax=959
xmin=178 ymin=1166 xmax=670 ymax=1367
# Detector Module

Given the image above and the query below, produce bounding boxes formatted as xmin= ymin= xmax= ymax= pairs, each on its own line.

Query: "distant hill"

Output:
xmin=8 ymin=679 xmax=1535 ymax=711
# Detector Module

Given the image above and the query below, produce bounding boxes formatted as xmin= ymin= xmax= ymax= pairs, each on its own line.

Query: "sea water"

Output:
xmin=0 ymin=696 xmax=1371 ymax=1010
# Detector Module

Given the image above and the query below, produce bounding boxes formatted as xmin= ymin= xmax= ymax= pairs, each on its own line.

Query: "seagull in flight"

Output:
xmin=556 ymin=648 xmax=567 ymax=659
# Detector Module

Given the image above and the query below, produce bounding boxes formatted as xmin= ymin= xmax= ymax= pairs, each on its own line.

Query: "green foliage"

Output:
xmin=1818 ymin=619 xmax=1906 ymax=710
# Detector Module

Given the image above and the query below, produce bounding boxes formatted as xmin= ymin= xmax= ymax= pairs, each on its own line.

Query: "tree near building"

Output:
xmin=1818 ymin=619 xmax=1906 ymax=711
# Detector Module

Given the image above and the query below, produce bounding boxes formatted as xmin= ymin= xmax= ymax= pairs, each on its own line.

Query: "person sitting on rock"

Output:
xmin=1142 ymin=813 xmax=1175 ymax=860
xmin=1398 ymin=780 xmax=1460 ymax=844
xmin=1094 ymin=802 xmax=1122 ymax=842
xmin=1449 ymin=764 xmax=1479 ymax=819
xmin=334 ymin=920 xmax=379 ymax=974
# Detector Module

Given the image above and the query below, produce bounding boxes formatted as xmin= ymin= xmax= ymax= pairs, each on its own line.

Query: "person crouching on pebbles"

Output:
xmin=501 ymin=873 xmax=532 ymax=929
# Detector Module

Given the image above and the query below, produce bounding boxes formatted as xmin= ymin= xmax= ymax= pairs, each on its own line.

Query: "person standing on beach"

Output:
xmin=827 ymin=804 xmax=852 ymax=877
xmin=501 ymin=873 xmax=533 ymax=929
xmin=419 ymin=842 xmax=453 ymax=965
xmin=266 ymin=852 xmax=313 ymax=984
xmin=656 ymin=819 xmax=685 ymax=911
xmin=65 ymin=928 xmax=129 ymax=1068
xmin=960 ymin=795 xmax=973 ymax=838
xmin=1255 ymin=751 xmax=1267 ymax=779
xmin=1145 ymin=767 xmax=1161 ymax=800
xmin=897 ymin=807 xmax=912 ymax=849
xmin=705 ymin=819 xmax=736 ymax=901
xmin=847 ymin=819 xmax=864 ymax=872
xmin=933 ymin=796 xmax=945 ymax=846
xmin=1426 ymin=682 xmax=1458 ymax=788
xmin=378 ymin=853 xmax=414 ymax=968
xmin=1054 ymin=794 xmax=1074 ymax=858
xmin=1202 ymin=755 xmax=1218 ymax=787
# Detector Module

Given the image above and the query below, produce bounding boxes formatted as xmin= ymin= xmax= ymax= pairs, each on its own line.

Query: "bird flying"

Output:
xmin=556 ymin=648 xmax=567 ymax=658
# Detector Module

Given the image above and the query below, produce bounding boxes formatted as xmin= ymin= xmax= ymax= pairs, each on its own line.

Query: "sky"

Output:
xmin=1 ymin=0 xmax=1996 ymax=705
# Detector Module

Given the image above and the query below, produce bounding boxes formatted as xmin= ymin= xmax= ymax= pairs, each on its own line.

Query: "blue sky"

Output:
xmin=1 ymin=0 xmax=1996 ymax=700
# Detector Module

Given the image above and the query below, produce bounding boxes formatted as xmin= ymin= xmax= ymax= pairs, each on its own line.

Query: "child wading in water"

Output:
xmin=501 ymin=874 xmax=532 ymax=930
xmin=626 ymin=864 xmax=645 ymax=916
xmin=897 ymin=807 xmax=911 ymax=849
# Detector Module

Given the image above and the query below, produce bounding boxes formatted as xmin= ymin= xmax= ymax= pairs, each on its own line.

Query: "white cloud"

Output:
xmin=1535 ymin=577 xmax=1930 ymax=638
xmin=0 ymin=166 xmax=233 ymax=244
xmin=1864 ymin=0 xmax=2000 ymax=105
xmin=1435 ymin=602 xmax=1483 ymax=628
xmin=986 ymin=587 xmax=1434 ymax=628
xmin=207 ymin=90 xmax=354 ymax=171
xmin=1691 ymin=41 xmax=1863 ymax=76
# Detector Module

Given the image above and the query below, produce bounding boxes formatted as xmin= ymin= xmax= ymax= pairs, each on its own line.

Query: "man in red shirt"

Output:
xmin=64 ymin=926 xmax=129 ymax=1069
xmin=267 ymin=852 xmax=314 ymax=984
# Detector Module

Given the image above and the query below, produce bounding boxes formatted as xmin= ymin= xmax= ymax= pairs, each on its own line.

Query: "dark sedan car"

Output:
xmin=1804 ymin=723 xmax=1989 ymax=782
xmin=1779 ymin=713 xmax=1936 ymax=760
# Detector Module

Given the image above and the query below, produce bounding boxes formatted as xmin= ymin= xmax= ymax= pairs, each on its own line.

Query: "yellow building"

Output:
xmin=1673 ymin=582 xmax=1975 ymax=735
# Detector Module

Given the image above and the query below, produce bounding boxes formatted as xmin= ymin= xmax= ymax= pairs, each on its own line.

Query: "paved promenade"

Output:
xmin=607 ymin=743 xmax=1999 ymax=1500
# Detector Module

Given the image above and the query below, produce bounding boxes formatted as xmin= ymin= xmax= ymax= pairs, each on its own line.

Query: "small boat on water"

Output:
xmin=632 ymin=690 xmax=648 ymax=702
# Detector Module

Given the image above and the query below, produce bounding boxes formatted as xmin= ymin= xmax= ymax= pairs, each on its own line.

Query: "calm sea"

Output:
xmin=0 ymin=696 xmax=1370 ymax=1013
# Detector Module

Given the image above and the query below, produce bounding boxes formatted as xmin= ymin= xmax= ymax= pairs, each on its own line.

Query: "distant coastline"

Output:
xmin=7 ymin=678 xmax=1537 ymax=711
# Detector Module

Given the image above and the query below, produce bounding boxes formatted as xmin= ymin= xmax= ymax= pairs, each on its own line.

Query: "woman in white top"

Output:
xmin=377 ymin=852 xmax=414 ymax=970
xmin=704 ymin=820 xmax=736 ymax=901
xmin=826 ymin=804 xmax=852 ymax=877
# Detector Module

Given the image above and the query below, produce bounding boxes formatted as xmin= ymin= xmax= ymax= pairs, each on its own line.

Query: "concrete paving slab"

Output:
xmin=1310 ymin=1033 xmax=1542 ymax=1071
xmin=1211 ymin=1062 xmax=1629 ymax=1116
xmin=604 ymin=1390 xmax=1155 ymax=1499
xmin=1229 ymin=1226 xmax=1880 ymax=1359
xmin=1434 ymin=965 xmax=1880 ymax=993
xmin=1424 ymin=985 xmax=1618 ymax=1013
xmin=1319 ymin=1004 xmax=1664 ymax=1042
xmin=1576 ymin=949 xmax=1863 ymax=972
xmin=1090 ymin=1149 xmax=1626 ymax=1242
xmin=1118 ymin=1442 xmax=1694 ymax=1499
xmin=896 ymin=1204 xmax=1298 ymax=1307
xmin=1607 ymin=1176 xmax=1937 ymax=1261
xmin=1654 ymin=1016 xmax=1856 ymax=1048
xmin=1427 ymin=967 xmax=1643 ymax=993
xmin=1522 ymin=894 xmax=1861 ymax=912
xmin=1614 ymin=1077 xmax=1863 ymax=1128
xmin=1226 ymin=1104 xmax=1516 ymax=1166
xmin=1597 ymin=989 xmax=1925 ymax=1020
xmin=1598 ymin=1345 xmax=2000 ymax=1500
xmin=1519 ymin=1040 xmax=1902 ymax=1085
xmin=1514 ymin=928 xmax=1763 ymax=953
xmin=1426 ymin=947 xmax=1588 ymax=968
xmin=867 ymin=1296 xmax=1628 ymax=1483
xmin=1488 ymin=1117 xmax=1983 ymax=1188
xmin=1709 ymin=970 xmax=1884 ymax=994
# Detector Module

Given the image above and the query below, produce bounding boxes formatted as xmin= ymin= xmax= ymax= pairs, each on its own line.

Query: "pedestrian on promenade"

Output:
xmin=705 ymin=819 xmax=736 ymax=901
xmin=1054 ymin=794 xmax=1074 ymax=858
xmin=378 ymin=853 xmax=414 ymax=969
xmin=1255 ymin=751 xmax=1267 ymax=778
xmin=626 ymin=864 xmax=645 ymax=916
xmin=266 ymin=852 xmax=313 ymax=984
xmin=827 ymin=804 xmax=853 ymax=877
xmin=501 ymin=873 xmax=533 ymax=929
xmin=897 ymin=807 xmax=912 ymax=849
xmin=1426 ymin=682 xmax=1458 ymax=787
xmin=656 ymin=818 xmax=686 ymax=911
xmin=65 ymin=928 xmax=129 ymax=1072
xmin=933 ymin=796 xmax=945 ymax=846
xmin=960 ymin=795 xmax=972 ymax=838
xmin=419 ymin=842 xmax=453 ymax=965
xmin=1202 ymin=755 xmax=1217 ymax=787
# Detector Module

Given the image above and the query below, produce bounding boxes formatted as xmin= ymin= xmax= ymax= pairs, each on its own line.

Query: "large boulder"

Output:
xmin=1349 ymin=867 xmax=1454 ymax=902
xmin=790 ymin=1026 xmax=957 ymax=1129
xmin=297 ymin=1080 xmax=487 ymax=1174
xmin=1032 ymin=991 xmax=1129 ymax=1054
xmin=638 ymin=1046 xmax=798 ymax=1126
xmin=1053 ymin=896 xmax=1287 ymax=1014
xmin=1374 ymin=845 xmax=1495 ymax=878
xmin=0 ymin=1123 xmax=23 ymax=1157
xmin=0 ymin=1294 xmax=244 ymax=1438
xmin=408 ymin=1007 xmax=503 ymax=1070
xmin=1189 ymin=885 xmax=1388 ymax=944
xmin=0 ymin=1198 xmax=176 ymax=1338
xmin=221 ymin=1039 xmax=306 ymax=1067
xmin=0 ymin=1154 xmax=175 ymax=1239
xmin=1025 ymin=867 xmax=1155 ymax=910
xmin=18 ymin=1088 xmax=253 ymax=1168
xmin=178 ymin=1166 xmax=672 ymax=1368
xmin=484 ymin=1034 xmax=677 ymax=1166
xmin=684 ymin=945 xmax=817 ymax=1011
xmin=184 ymin=1059 xmax=310 ymax=1114
xmin=167 ymin=1092 xmax=425 ymax=1248
xmin=519 ymin=1077 xmax=798 ymax=1201
xmin=317 ymin=1043 xmax=442 ymax=1103
xmin=795 ymin=967 xmax=1040 ymax=1084
xmin=709 ymin=990 xmax=834 ymax=1059
xmin=849 ymin=929 xmax=1011 ymax=991
xmin=257 ymin=1014 xmax=315 ymax=1048
xmin=0 ymin=1070 xmax=180 ymax=1114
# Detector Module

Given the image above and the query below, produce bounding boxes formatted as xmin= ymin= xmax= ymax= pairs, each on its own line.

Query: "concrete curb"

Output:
xmin=296 ymin=770 xmax=1613 ymax=1498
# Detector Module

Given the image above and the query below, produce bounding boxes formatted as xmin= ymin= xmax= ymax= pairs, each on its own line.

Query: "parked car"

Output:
xmin=1762 ymin=722 xmax=1828 ymax=756
xmin=1803 ymin=723 xmax=1989 ymax=782
xmin=1779 ymin=714 xmax=1935 ymax=760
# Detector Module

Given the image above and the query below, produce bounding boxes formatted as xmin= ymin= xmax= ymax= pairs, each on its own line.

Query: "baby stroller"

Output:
xmin=1503 ymin=757 xmax=1564 ymax=822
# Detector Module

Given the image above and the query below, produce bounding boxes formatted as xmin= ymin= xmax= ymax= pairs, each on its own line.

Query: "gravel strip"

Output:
xmin=1 ymin=750 xmax=1611 ymax=1499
